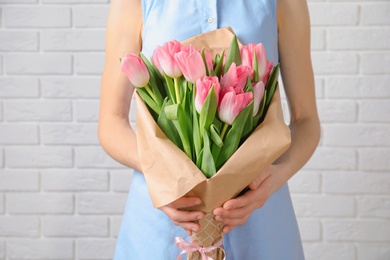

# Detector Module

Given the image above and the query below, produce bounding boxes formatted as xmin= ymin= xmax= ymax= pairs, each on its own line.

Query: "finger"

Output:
xmin=169 ymin=196 xmax=202 ymax=209
xmin=162 ymin=206 xmax=204 ymax=223
xmin=215 ymin=206 xmax=252 ymax=220
xmin=216 ymin=214 xmax=250 ymax=226
xmin=223 ymin=189 xmax=257 ymax=210
xmin=248 ymin=169 xmax=272 ymax=190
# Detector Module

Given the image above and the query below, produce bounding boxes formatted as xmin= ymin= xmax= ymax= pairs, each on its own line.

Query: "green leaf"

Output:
xmin=253 ymin=49 xmax=259 ymax=82
xmin=137 ymin=88 xmax=160 ymax=115
xmin=157 ymin=98 xmax=183 ymax=149
xmin=164 ymin=74 xmax=176 ymax=102
xmin=201 ymin=131 xmax=216 ymax=178
xmin=164 ymin=104 xmax=179 ymax=120
xmin=254 ymin=89 xmax=267 ymax=126
xmin=193 ymin=105 xmax=202 ymax=161
xmin=201 ymin=48 xmax=210 ymax=76
xmin=196 ymin=149 xmax=203 ymax=169
xmin=210 ymin=124 xmax=223 ymax=147
xmin=199 ymin=86 xmax=218 ymax=136
xmin=216 ymin=103 xmax=252 ymax=169
xmin=242 ymin=101 xmax=254 ymax=139
xmin=224 ymin=35 xmax=242 ymax=73
xmin=214 ymin=50 xmax=225 ymax=78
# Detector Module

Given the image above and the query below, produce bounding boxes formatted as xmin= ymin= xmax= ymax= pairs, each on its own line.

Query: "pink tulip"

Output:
xmin=175 ymin=45 xmax=206 ymax=83
xmin=220 ymin=63 xmax=251 ymax=92
xmin=218 ymin=89 xmax=253 ymax=125
xmin=152 ymin=40 xmax=183 ymax=78
xmin=240 ymin=43 xmax=273 ymax=82
xmin=195 ymin=76 xmax=221 ymax=113
xmin=252 ymin=81 xmax=265 ymax=115
xmin=205 ymin=51 xmax=214 ymax=71
xmin=121 ymin=54 xmax=150 ymax=88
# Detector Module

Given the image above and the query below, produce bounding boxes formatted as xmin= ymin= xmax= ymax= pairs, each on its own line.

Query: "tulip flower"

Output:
xmin=240 ymin=43 xmax=273 ymax=82
xmin=195 ymin=76 xmax=221 ymax=113
xmin=220 ymin=63 xmax=251 ymax=92
xmin=175 ymin=45 xmax=206 ymax=83
xmin=152 ymin=40 xmax=183 ymax=78
xmin=218 ymin=88 xmax=253 ymax=125
xmin=121 ymin=53 xmax=150 ymax=88
xmin=252 ymin=81 xmax=265 ymax=115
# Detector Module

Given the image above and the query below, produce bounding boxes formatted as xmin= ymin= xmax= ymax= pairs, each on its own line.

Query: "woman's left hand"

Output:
xmin=212 ymin=165 xmax=282 ymax=234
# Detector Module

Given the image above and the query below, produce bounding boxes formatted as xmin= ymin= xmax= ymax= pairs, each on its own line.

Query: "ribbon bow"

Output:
xmin=175 ymin=237 xmax=225 ymax=260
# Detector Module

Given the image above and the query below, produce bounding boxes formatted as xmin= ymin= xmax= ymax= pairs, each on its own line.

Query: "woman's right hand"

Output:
xmin=159 ymin=197 xmax=205 ymax=236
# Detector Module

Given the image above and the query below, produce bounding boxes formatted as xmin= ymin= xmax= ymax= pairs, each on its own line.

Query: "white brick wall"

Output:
xmin=0 ymin=0 xmax=389 ymax=259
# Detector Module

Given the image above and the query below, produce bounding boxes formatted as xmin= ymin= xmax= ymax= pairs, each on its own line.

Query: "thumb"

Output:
xmin=248 ymin=176 xmax=261 ymax=190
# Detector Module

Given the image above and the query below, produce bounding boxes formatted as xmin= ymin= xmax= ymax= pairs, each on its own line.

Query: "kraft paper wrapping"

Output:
xmin=135 ymin=27 xmax=291 ymax=259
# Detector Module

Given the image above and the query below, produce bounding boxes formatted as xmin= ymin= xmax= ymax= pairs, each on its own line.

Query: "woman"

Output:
xmin=99 ymin=0 xmax=320 ymax=259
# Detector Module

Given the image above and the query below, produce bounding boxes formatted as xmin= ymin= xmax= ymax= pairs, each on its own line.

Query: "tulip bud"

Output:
xmin=218 ymin=89 xmax=253 ymax=125
xmin=121 ymin=54 xmax=150 ymax=88
xmin=195 ymin=76 xmax=221 ymax=113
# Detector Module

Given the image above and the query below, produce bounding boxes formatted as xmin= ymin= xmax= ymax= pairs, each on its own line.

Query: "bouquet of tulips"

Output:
xmin=121 ymin=28 xmax=290 ymax=260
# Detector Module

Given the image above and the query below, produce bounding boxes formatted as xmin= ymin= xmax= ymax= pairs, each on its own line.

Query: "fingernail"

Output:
xmin=196 ymin=215 xmax=202 ymax=220
xmin=193 ymin=199 xmax=201 ymax=205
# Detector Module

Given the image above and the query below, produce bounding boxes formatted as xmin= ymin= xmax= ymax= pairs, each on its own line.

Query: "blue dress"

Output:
xmin=114 ymin=0 xmax=305 ymax=259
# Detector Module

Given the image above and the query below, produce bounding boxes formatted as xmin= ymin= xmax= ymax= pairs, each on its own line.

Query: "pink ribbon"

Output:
xmin=175 ymin=237 xmax=225 ymax=260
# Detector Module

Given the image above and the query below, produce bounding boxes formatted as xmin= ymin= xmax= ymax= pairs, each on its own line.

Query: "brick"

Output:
xmin=4 ymin=7 xmax=70 ymax=28
xmin=110 ymin=216 xmax=122 ymax=237
xmin=312 ymin=52 xmax=358 ymax=75
xmin=357 ymin=243 xmax=390 ymax=260
xmin=361 ymin=52 xmax=390 ymax=75
xmin=42 ymin=216 xmax=108 ymax=237
xmin=6 ymin=147 xmax=73 ymax=168
xmin=361 ymin=3 xmax=390 ymax=25
xmin=7 ymin=239 xmax=73 ymax=259
xmin=317 ymin=100 xmax=357 ymax=123
xmin=323 ymin=124 xmax=390 ymax=147
xmin=0 ymin=193 xmax=3 ymax=213
xmin=41 ymin=77 xmax=100 ymax=98
xmin=288 ymin=171 xmax=321 ymax=194
xmin=296 ymin=219 xmax=321 ymax=241
xmin=360 ymin=100 xmax=390 ymax=122
xmin=5 ymin=100 xmax=72 ymax=122
xmin=77 ymin=193 xmax=127 ymax=214
xmin=74 ymin=53 xmax=105 ymax=75
xmin=311 ymin=28 xmax=325 ymax=50
xmin=324 ymin=219 xmax=390 ymax=242
xmin=326 ymin=76 xmax=390 ymax=98
xmin=42 ymin=170 xmax=108 ymax=191
xmin=7 ymin=193 xmax=73 ymax=214
xmin=110 ymin=170 xmax=133 ymax=192
xmin=324 ymin=172 xmax=390 ymax=194
xmin=41 ymin=124 xmax=99 ymax=145
xmin=75 ymin=147 xmax=125 ymax=168
xmin=304 ymin=148 xmax=357 ymax=170
xmin=74 ymin=6 xmax=109 ymax=28
xmin=360 ymin=149 xmax=390 ymax=171
xmin=0 ymin=31 xmax=38 ymax=51
xmin=328 ymin=28 xmax=390 ymax=50
xmin=42 ymin=30 xmax=105 ymax=51
xmin=0 ymin=124 xmax=38 ymax=144
xmin=309 ymin=3 xmax=358 ymax=26
xmin=0 ymin=171 xmax=39 ymax=191
xmin=0 ymin=77 xmax=39 ymax=97
xmin=357 ymin=196 xmax=390 ymax=218
xmin=0 ymin=216 xmax=39 ymax=237
xmin=292 ymin=195 xmax=355 ymax=217
xmin=0 ymin=102 xmax=3 ymax=122
xmin=5 ymin=54 xmax=72 ymax=75
xmin=75 ymin=100 xmax=99 ymax=122
xmin=77 ymin=239 xmax=116 ymax=259
xmin=0 ymin=148 xmax=3 ymax=167
xmin=0 ymin=240 xmax=3 ymax=259
xmin=303 ymin=243 xmax=356 ymax=260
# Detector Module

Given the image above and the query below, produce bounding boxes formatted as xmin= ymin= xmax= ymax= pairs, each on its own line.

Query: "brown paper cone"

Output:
xmin=188 ymin=213 xmax=225 ymax=260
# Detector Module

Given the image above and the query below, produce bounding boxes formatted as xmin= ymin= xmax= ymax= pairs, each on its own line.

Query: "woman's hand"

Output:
xmin=159 ymin=197 xmax=205 ymax=236
xmin=213 ymin=165 xmax=282 ymax=234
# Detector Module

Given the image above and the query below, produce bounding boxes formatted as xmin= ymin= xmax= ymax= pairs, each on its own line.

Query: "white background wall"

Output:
xmin=0 ymin=0 xmax=389 ymax=259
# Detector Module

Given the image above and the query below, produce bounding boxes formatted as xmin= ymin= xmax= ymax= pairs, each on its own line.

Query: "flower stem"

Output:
xmin=220 ymin=123 xmax=229 ymax=141
xmin=174 ymin=77 xmax=181 ymax=104
xmin=144 ymin=84 xmax=156 ymax=103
